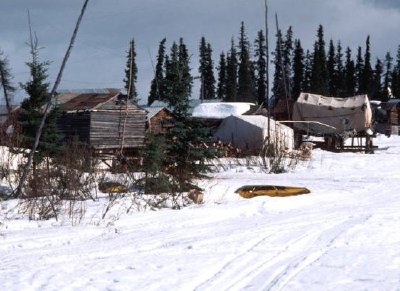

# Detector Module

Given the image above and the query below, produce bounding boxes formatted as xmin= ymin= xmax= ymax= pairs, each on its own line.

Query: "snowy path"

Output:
xmin=1 ymin=136 xmax=400 ymax=290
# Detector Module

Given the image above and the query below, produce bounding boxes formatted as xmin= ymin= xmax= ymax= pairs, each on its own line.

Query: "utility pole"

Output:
xmin=265 ymin=0 xmax=270 ymax=141
xmin=275 ymin=13 xmax=291 ymax=120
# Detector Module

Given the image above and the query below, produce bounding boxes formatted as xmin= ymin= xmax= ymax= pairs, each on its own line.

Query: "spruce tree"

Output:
xmin=343 ymin=47 xmax=356 ymax=96
xmin=217 ymin=52 xmax=227 ymax=100
xmin=292 ymin=39 xmax=304 ymax=100
xmin=0 ymin=49 xmax=16 ymax=115
xmin=335 ymin=41 xmax=345 ymax=97
xmin=383 ymin=52 xmax=393 ymax=101
xmin=198 ymin=37 xmax=216 ymax=100
xmin=310 ymin=25 xmax=328 ymax=95
xmin=237 ymin=22 xmax=256 ymax=103
xmin=225 ymin=38 xmax=238 ymax=102
xmin=360 ymin=36 xmax=373 ymax=96
xmin=326 ymin=39 xmax=336 ymax=96
xmin=282 ymin=26 xmax=294 ymax=99
xmin=302 ymin=50 xmax=312 ymax=93
xmin=148 ymin=38 xmax=166 ymax=105
xmin=164 ymin=38 xmax=193 ymax=116
xmin=123 ymin=38 xmax=138 ymax=103
xmin=371 ymin=58 xmax=384 ymax=100
xmin=254 ymin=30 xmax=267 ymax=105
xmin=18 ymin=38 xmax=63 ymax=165
xmin=163 ymin=40 xmax=217 ymax=194
xmin=391 ymin=45 xmax=400 ymax=98
xmin=355 ymin=46 xmax=364 ymax=94
xmin=272 ymin=29 xmax=285 ymax=101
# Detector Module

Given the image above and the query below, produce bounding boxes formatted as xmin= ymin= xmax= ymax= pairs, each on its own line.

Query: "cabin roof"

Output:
xmin=144 ymin=106 xmax=173 ymax=119
xmin=59 ymin=93 xmax=118 ymax=111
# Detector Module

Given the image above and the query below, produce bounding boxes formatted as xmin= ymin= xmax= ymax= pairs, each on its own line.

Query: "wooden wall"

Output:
xmin=90 ymin=110 xmax=146 ymax=149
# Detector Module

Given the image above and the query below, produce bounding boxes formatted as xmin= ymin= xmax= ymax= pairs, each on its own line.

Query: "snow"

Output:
xmin=191 ymin=102 xmax=255 ymax=119
xmin=1 ymin=135 xmax=400 ymax=290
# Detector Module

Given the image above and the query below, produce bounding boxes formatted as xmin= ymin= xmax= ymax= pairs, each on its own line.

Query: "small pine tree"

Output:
xmin=18 ymin=38 xmax=63 ymax=166
xmin=355 ymin=46 xmax=364 ymax=94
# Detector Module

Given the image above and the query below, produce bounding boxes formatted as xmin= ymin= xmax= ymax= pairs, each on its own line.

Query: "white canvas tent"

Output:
xmin=213 ymin=115 xmax=294 ymax=152
xmin=292 ymin=93 xmax=373 ymax=136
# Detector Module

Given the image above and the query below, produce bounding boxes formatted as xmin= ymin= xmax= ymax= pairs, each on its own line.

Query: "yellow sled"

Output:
xmin=235 ymin=185 xmax=310 ymax=198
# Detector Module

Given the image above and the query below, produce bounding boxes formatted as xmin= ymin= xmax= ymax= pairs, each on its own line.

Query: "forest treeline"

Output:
xmin=143 ymin=22 xmax=400 ymax=107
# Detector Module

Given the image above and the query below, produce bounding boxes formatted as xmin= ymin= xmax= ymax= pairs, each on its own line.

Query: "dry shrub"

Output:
xmin=18 ymin=138 xmax=97 ymax=222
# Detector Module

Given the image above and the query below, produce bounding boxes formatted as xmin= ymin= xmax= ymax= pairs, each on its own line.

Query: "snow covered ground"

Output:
xmin=1 ymin=135 xmax=400 ymax=290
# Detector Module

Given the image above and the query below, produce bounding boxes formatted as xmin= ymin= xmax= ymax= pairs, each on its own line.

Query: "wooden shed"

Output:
xmin=57 ymin=92 xmax=146 ymax=155
xmin=145 ymin=107 xmax=175 ymax=134
xmin=382 ymin=99 xmax=400 ymax=126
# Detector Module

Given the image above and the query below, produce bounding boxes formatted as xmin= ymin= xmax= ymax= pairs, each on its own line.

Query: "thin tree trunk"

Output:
xmin=14 ymin=0 xmax=90 ymax=198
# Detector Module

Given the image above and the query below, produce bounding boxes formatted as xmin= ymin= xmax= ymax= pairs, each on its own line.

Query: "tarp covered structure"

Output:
xmin=213 ymin=115 xmax=294 ymax=152
xmin=292 ymin=93 xmax=373 ymax=136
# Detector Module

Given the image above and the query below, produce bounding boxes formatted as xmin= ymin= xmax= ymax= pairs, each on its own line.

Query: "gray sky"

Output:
xmin=1 ymin=0 xmax=400 ymax=104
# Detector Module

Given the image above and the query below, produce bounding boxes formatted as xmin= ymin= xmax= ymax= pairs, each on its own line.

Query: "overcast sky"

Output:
xmin=1 ymin=0 xmax=400 ymax=104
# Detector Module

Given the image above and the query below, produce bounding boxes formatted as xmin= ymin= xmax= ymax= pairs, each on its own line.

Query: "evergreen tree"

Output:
xmin=355 ymin=46 xmax=364 ymax=94
xmin=164 ymin=41 xmax=218 ymax=194
xmin=123 ymin=38 xmax=138 ymax=103
xmin=0 ymin=49 xmax=16 ymax=115
xmin=310 ymin=25 xmax=328 ymax=95
xmin=164 ymin=39 xmax=192 ymax=117
xmin=178 ymin=38 xmax=193 ymax=99
xmin=272 ymin=29 xmax=285 ymax=101
xmin=18 ymin=38 xmax=63 ymax=165
xmin=391 ymin=45 xmax=400 ymax=98
xmin=292 ymin=39 xmax=304 ymax=100
xmin=343 ymin=47 xmax=356 ymax=96
xmin=282 ymin=26 xmax=294 ymax=99
xmin=360 ymin=36 xmax=373 ymax=95
xmin=371 ymin=58 xmax=384 ymax=100
xmin=225 ymin=38 xmax=238 ymax=102
xmin=335 ymin=41 xmax=345 ymax=96
xmin=148 ymin=38 xmax=166 ymax=105
xmin=383 ymin=52 xmax=393 ymax=101
xmin=237 ymin=22 xmax=256 ymax=103
xmin=302 ymin=49 xmax=312 ymax=92
xmin=198 ymin=37 xmax=216 ymax=100
xmin=217 ymin=52 xmax=227 ymax=100
xmin=326 ymin=39 xmax=336 ymax=96
xmin=254 ymin=30 xmax=267 ymax=105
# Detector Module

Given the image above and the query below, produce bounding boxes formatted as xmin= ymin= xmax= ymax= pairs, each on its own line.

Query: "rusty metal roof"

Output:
xmin=60 ymin=93 xmax=117 ymax=111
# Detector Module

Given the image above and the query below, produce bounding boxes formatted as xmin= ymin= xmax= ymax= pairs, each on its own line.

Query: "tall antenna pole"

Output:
xmin=275 ymin=13 xmax=291 ymax=120
xmin=265 ymin=0 xmax=270 ymax=141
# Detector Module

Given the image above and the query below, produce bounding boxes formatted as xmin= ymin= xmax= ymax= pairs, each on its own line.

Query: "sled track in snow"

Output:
xmin=194 ymin=214 xmax=371 ymax=291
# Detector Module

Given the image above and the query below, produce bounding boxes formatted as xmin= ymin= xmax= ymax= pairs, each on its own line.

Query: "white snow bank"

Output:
xmin=1 ymin=135 xmax=400 ymax=290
